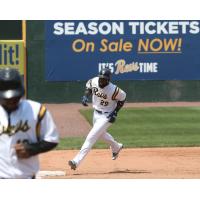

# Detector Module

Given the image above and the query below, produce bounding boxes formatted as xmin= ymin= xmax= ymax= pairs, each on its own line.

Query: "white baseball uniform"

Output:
xmin=0 ymin=99 xmax=59 ymax=179
xmin=72 ymin=77 xmax=126 ymax=167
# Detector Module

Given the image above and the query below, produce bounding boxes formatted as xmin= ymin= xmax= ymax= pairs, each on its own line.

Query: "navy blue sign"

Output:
xmin=45 ymin=20 xmax=200 ymax=81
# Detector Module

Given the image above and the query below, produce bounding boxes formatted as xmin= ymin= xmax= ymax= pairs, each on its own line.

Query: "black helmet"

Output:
xmin=98 ymin=68 xmax=111 ymax=80
xmin=0 ymin=67 xmax=25 ymax=99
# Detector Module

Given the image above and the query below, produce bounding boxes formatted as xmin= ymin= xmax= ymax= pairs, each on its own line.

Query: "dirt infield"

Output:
xmin=39 ymin=102 xmax=200 ymax=179
xmin=39 ymin=147 xmax=200 ymax=179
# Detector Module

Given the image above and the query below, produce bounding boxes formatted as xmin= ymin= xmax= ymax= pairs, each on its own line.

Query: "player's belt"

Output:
xmin=95 ymin=109 xmax=109 ymax=114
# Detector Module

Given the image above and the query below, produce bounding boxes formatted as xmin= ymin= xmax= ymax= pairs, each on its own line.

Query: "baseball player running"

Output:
xmin=68 ymin=68 xmax=126 ymax=170
xmin=0 ymin=67 xmax=59 ymax=178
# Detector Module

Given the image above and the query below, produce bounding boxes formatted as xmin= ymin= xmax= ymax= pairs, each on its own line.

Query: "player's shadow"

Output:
xmin=108 ymin=169 xmax=150 ymax=174
xmin=73 ymin=169 xmax=150 ymax=176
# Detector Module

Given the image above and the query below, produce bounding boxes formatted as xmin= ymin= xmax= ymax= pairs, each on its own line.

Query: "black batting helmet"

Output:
xmin=0 ymin=67 xmax=25 ymax=99
xmin=98 ymin=68 xmax=111 ymax=80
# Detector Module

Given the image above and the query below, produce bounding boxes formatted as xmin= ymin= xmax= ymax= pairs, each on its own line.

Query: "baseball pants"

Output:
xmin=73 ymin=110 xmax=121 ymax=167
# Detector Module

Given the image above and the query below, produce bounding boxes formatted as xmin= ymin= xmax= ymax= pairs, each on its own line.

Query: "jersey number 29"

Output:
xmin=100 ymin=100 xmax=108 ymax=106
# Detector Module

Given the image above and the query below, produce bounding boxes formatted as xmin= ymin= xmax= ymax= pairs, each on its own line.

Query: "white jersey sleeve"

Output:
xmin=31 ymin=103 xmax=59 ymax=143
xmin=86 ymin=79 xmax=93 ymax=89
xmin=40 ymin=109 xmax=59 ymax=143
xmin=111 ymin=86 xmax=126 ymax=102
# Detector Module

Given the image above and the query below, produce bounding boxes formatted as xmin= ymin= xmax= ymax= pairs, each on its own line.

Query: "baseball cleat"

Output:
xmin=68 ymin=160 xmax=77 ymax=170
xmin=112 ymin=143 xmax=123 ymax=160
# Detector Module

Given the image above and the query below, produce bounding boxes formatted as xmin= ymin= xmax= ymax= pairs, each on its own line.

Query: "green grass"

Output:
xmin=57 ymin=107 xmax=200 ymax=150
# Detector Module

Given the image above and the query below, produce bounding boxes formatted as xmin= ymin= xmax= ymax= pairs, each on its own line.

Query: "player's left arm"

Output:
xmin=108 ymin=88 xmax=126 ymax=123
xmin=113 ymin=87 xmax=126 ymax=112
xmin=15 ymin=140 xmax=58 ymax=159
xmin=15 ymin=107 xmax=59 ymax=159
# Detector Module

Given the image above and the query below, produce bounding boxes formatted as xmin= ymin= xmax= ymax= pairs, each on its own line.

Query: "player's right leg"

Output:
xmin=68 ymin=118 xmax=111 ymax=170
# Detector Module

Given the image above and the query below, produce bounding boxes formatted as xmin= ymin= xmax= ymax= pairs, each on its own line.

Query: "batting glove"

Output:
xmin=81 ymin=96 xmax=89 ymax=106
xmin=107 ymin=110 xmax=118 ymax=123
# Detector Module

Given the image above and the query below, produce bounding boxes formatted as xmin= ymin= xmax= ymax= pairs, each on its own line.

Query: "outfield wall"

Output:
xmin=26 ymin=21 xmax=200 ymax=103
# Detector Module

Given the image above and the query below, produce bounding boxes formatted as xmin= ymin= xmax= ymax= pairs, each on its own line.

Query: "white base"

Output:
xmin=36 ymin=170 xmax=66 ymax=178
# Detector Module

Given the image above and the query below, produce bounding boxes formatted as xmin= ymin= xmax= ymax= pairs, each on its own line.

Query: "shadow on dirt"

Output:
xmin=108 ymin=169 xmax=150 ymax=174
xmin=73 ymin=169 xmax=150 ymax=176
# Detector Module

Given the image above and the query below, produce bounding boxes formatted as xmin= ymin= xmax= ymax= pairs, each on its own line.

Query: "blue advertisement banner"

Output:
xmin=45 ymin=20 xmax=200 ymax=81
